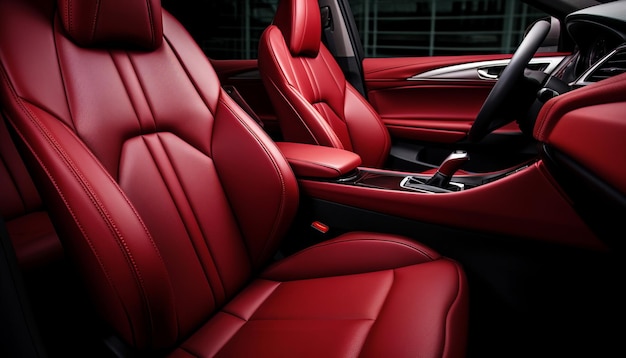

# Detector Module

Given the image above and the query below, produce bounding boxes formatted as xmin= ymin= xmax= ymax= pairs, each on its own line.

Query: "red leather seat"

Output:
xmin=0 ymin=0 xmax=469 ymax=356
xmin=258 ymin=0 xmax=394 ymax=168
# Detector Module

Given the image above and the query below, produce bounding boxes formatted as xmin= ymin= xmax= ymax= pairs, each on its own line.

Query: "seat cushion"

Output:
xmin=173 ymin=233 xmax=468 ymax=358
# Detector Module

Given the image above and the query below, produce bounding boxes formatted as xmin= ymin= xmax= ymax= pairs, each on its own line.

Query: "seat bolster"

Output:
xmin=343 ymin=84 xmax=391 ymax=168
xmin=179 ymin=252 xmax=468 ymax=358
xmin=358 ymin=261 xmax=468 ymax=358
xmin=213 ymin=95 xmax=300 ymax=268
xmin=261 ymin=231 xmax=441 ymax=281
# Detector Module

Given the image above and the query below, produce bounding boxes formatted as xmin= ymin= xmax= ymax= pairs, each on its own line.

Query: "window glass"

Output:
xmin=165 ymin=0 xmax=548 ymax=60
xmin=348 ymin=0 xmax=548 ymax=57
xmin=164 ymin=0 xmax=279 ymax=60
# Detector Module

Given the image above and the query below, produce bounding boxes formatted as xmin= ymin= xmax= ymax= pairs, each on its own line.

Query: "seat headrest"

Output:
xmin=273 ymin=0 xmax=321 ymax=57
xmin=58 ymin=0 xmax=163 ymax=50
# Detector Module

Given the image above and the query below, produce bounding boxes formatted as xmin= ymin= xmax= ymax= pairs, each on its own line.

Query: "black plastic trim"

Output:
xmin=0 ymin=217 xmax=48 ymax=358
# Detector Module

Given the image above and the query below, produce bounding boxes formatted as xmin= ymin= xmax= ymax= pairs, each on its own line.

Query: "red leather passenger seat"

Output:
xmin=259 ymin=0 xmax=393 ymax=168
xmin=0 ymin=118 xmax=63 ymax=270
xmin=0 ymin=0 xmax=469 ymax=356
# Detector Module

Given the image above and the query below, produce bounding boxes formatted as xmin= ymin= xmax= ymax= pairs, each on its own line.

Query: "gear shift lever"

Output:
xmin=425 ymin=150 xmax=469 ymax=188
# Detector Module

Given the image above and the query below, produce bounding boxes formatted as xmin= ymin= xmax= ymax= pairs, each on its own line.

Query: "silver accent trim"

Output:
xmin=408 ymin=56 xmax=565 ymax=81
xmin=449 ymin=181 xmax=465 ymax=190
xmin=572 ymin=47 xmax=622 ymax=87
xmin=399 ymin=176 xmax=464 ymax=193
xmin=399 ymin=176 xmax=437 ymax=194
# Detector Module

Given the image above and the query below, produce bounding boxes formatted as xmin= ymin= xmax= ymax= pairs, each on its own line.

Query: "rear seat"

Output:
xmin=0 ymin=118 xmax=63 ymax=270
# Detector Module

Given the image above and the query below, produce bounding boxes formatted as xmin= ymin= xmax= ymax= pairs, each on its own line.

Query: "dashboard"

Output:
xmin=564 ymin=1 xmax=626 ymax=83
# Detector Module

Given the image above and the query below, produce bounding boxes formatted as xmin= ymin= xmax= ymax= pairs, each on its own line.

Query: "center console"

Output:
xmin=275 ymin=141 xmax=600 ymax=249
xmin=339 ymin=162 xmax=533 ymax=193
xmin=276 ymin=141 xmax=533 ymax=193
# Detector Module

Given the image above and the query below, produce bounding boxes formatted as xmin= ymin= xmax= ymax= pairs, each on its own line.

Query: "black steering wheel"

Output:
xmin=467 ymin=20 xmax=552 ymax=142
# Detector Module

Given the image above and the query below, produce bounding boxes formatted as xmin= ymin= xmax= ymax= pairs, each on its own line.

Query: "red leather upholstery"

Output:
xmin=58 ymin=0 xmax=163 ymax=49
xmin=0 ymin=0 xmax=469 ymax=356
xmin=535 ymin=72 xmax=626 ymax=195
xmin=0 ymin=118 xmax=63 ymax=270
xmin=275 ymin=142 xmax=361 ymax=178
xmin=258 ymin=0 xmax=392 ymax=168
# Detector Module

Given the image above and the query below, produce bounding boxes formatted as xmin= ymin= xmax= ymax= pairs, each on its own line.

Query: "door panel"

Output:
xmin=362 ymin=54 xmax=568 ymax=143
xmin=211 ymin=59 xmax=282 ymax=140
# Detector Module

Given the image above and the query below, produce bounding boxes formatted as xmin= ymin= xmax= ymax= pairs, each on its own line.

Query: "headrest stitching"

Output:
xmin=64 ymin=0 xmax=72 ymax=35
xmin=145 ymin=0 xmax=156 ymax=47
xmin=89 ymin=0 xmax=101 ymax=44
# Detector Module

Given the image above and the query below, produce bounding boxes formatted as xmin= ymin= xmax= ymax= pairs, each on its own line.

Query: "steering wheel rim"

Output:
xmin=467 ymin=20 xmax=552 ymax=142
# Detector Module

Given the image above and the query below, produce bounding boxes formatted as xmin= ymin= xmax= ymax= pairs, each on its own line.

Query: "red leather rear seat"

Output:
xmin=0 ymin=118 xmax=63 ymax=270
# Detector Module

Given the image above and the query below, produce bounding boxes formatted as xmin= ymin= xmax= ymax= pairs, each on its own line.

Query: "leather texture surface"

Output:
xmin=0 ymin=0 xmax=469 ymax=355
xmin=58 ymin=0 xmax=163 ymax=49
xmin=535 ymin=72 xmax=626 ymax=194
xmin=363 ymin=56 xmax=505 ymax=141
xmin=362 ymin=54 xmax=569 ymax=142
xmin=258 ymin=0 xmax=391 ymax=168
xmin=299 ymin=164 xmax=604 ymax=250
xmin=275 ymin=142 xmax=361 ymax=178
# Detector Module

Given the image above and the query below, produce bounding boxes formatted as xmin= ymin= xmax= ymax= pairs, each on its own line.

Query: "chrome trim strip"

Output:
xmin=572 ymin=47 xmax=622 ymax=87
xmin=408 ymin=56 xmax=566 ymax=81
xmin=399 ymin=176 xmax=436 ymax=194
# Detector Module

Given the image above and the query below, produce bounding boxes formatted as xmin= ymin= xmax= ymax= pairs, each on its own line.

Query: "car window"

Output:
xmin=348 ymin=0 xmax=550 ymax=57
xmin=165 ymin=0 xmax=550 ymax=60
xmin=163 ymin=0 xmax=278 ymax=60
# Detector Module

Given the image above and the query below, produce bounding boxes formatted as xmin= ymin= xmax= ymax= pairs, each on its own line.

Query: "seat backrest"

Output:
xmin=258 ymin=0 xmax=391 ymax=168
xmin=0 ymin=0 xmax=298 ymax=350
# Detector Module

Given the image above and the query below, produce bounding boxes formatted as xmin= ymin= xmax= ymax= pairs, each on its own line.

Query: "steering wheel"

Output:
xmin=467 ymin=20 xmax=552 ymax=142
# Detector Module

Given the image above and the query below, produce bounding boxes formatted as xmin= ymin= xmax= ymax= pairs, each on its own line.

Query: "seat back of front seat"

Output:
xmin=0 ymin=0 xmax=299 ymax=350
xmin=258 ymin=0 xmax=391 ymax=168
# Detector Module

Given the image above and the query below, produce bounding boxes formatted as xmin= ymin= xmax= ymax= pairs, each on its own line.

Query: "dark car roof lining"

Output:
xmin=525 ymin=0 xmax=606 ymax=20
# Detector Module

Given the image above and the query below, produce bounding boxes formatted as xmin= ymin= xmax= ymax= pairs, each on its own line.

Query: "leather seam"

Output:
xmin=346 ymin=85 xmax=391 ymax=167
xmin=218 ymin=96 xmax=289 ymax=266
xmin=355 ymin=269 xmax=395 ymax=357
xmin=298 ymin=58 xmax=344 ymax=148
xmin=90 ymin=0 xmax=101 ymax=43
xmin=1 ymin=59 xmax=173 ymax=344
xmin=263 ymin=28 xmax=340 ymax=148
xmin=211 ymin=282 xmax=281 ymax=357
xmin=284 ymin=157 xmax=342 ymax=176
xmin=441 ymin=262 xmax=465 ymax=358
xmin=145 ymin=0 xmax=156 ymax=48
xmin=262 ymin=29 xmax=316 ymax=144
xmin=0 ymin=64 xmax=146 ymax=343
xmin=266 ymin=237 xmax=436 ymax=277
xmin=146 ymin=133 xmax=222 ymax=306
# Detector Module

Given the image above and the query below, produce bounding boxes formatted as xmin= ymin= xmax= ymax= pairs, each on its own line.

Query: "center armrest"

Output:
xmin=275 ymin=142 xmax=362 ymax=179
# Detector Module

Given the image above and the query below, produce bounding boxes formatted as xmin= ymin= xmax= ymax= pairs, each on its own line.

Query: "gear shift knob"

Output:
xmin=425 ymin=150 xmax=469 ymax=188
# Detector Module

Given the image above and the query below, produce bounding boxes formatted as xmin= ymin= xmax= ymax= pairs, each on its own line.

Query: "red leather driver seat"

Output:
xmin=0 ymin=0 xmax=469 ymax=356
